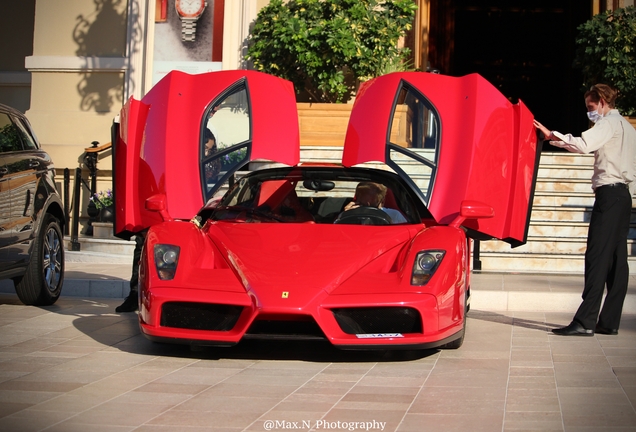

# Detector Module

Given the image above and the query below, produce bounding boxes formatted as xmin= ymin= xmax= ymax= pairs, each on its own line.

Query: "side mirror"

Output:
xmin=449 ymin=200 xmax=494 ymax=228
xmin=145 ymin=194 xmax=173 ymax=222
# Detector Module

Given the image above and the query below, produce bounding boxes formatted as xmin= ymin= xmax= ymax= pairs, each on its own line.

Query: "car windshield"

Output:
xmin=209 ymin=167 xmax=423 ymax=225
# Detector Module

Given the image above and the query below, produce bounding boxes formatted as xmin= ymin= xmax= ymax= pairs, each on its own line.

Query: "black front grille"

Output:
xmin=331 ymin=307 xmax=422 ymax=334
xmin=245 ymin=319 xmax=326 ymax=340
xmin=161 ymin=302 xmax=243 ymax=331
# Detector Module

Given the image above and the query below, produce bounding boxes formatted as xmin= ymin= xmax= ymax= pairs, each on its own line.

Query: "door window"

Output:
xmin=0 ymin=113 xmax=24 ymax=153
xmin=201 ymin=84 xmax=251 ymax=199
xmin=14 ymin=119 xmax=37 ymax=150
xmin=387 ymin=84 xmax=440 ymax=204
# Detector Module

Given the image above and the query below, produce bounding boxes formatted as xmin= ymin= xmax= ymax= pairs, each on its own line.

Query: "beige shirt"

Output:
xmin=550 ymin=110 xmax=636 ymax=193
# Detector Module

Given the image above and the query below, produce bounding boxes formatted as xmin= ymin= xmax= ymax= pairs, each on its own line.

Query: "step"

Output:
xmin=537 ymin=152 xmax=594 ymax=166
xmin=298 ymin=147 xmax=597 ymax=168
xmin=530 ymin=205 xmax=636 ymax=221
xmin=299 ymin=146 xmax=343 ymax=163
xmin=476 ymin=252 xmax=636 ymax=274
xmin=65 ymin=236 xmax=135 ymax=262
xmin=480 ymin=237 xmax=636 ymax=255
xmin=537 ymin=165 xmax=594 ymax=180
xmin=480 ymin=237 xmax=588 ymax=255
xmin=532 ymin=192 xmax=596 ymax=207
xmin=530 ymin=206 xmax=593 ymax=222
xmin=524 ymin=221 xmax=636 ymax=239
xmin=535 ymin=178 xmax=595 ymax=194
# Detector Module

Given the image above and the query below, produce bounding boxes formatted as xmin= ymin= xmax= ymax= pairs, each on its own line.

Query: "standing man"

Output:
xmin=534 ymin=84 xmax=636 ymax=336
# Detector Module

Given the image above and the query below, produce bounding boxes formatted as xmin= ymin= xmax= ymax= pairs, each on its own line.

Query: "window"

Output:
xmin=14 ymin=119 xmax=37 ymax=150
xmin=201 ymin=84 xmax=251 ymax=200
xmin=390 ymin=86 xmax=439 ymax=152
xmin=0 ymin=113 xmax=24 ymax=153
xmin=387 ymin=84 xmax=441 ymax=204
xmin=210 ymin=168 xmax=419 ymax=224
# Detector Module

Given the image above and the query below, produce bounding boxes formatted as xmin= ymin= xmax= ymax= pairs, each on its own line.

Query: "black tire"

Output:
xmin=442 ymin=318 xmax=465 ymax=350
xmin=14 ymin=215 xmax=64 ymax=305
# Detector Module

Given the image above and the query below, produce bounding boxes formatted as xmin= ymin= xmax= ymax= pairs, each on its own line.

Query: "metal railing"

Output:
xmin=63 ymin=141 xmax=112 ymax=251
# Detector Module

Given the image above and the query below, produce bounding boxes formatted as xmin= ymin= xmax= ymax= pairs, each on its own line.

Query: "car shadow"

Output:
xmin=468 ymin=309 xmax=564 ymax=332
xmin=0 ymin=294 xmax=438 ymax=363
xmin=74 ymin=315 xmax=440 ymax=363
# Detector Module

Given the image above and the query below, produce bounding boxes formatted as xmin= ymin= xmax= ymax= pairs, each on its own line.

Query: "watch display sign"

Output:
xmin=175 ymin=0 xmax=207 ymax=42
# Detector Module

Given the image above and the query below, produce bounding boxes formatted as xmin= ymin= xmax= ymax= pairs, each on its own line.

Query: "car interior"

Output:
xmin=207 ymin=168 xmax=423 ymax=225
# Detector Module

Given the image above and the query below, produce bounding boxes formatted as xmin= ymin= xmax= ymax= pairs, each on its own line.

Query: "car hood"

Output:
xmin=206 ymin=223 xmax=419 ymax=307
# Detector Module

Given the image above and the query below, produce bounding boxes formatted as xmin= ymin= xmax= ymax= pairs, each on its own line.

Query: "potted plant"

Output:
xmin=245 ymin=0 xmax=418 ymax=104
xmin=574 ymin=6 xmax=636 ymax=122
xmin=91 ymin=188 xmax=114 ymax=223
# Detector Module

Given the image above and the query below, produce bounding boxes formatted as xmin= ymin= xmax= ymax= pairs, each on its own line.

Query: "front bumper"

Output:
xmin=139 ymin=286 xmax=466 ymax=349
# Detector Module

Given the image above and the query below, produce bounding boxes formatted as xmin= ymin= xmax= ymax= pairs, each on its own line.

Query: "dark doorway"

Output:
xmin=428 ymin=0 xmax=592 ymax=137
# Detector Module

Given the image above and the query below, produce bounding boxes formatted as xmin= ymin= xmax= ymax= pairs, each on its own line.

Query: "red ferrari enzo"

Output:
xmin=113 ymin=70 xmax=539 ymax=350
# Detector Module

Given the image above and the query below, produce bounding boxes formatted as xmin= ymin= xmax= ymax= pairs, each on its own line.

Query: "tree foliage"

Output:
xmin=574 ymin=6 xmax=636 ymax=116
xmin=245 ymin=0 xmax=417 ymax=103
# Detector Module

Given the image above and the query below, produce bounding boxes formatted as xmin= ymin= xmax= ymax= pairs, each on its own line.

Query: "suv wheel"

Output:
xmin=14 ymin=215 xmax=64 ymax=305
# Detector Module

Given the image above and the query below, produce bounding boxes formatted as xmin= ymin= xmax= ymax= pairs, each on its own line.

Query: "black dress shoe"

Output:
xmin=552 ymin=321 xmax=594 ymax=336
xmin=595 ymin=325 xmax=618 ymax=335
xmin=115 ymin=291 xmax=139 ymax=313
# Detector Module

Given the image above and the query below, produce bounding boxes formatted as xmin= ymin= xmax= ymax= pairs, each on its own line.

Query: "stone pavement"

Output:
xmin=0 ymin=269 xmax=635 ymax=431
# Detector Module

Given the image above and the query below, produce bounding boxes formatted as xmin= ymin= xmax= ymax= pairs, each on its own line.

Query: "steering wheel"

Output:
xmin=334 ymin=206 xmax=392 ymax=225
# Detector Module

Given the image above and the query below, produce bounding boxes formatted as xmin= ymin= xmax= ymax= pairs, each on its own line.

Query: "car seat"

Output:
xmin=256 ymin=180 xmax=314 ymax=222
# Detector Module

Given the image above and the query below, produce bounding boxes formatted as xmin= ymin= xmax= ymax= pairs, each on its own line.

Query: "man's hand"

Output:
xmin=533 ymin=120 xmax=553 ymax=140
xmin=343 ymin=202 xmax=359 ymax=211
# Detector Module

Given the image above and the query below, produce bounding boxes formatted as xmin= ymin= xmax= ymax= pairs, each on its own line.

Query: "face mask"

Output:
xmin=587 ymin=109 xmax=602 ymax=123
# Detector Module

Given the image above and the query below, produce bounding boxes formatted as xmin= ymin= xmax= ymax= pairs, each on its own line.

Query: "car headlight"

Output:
xmin=411 ymin=250 xmax=445 ymax=285
xmin=154 ymin=244 xmax=180 ymax=280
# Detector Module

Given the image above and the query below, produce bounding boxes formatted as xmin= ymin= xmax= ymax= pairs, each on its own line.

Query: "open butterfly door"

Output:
xmin=113 ymin=70 xmax=300 ymax=239
xmin=343 ymin=72 xmax=540 ymax=246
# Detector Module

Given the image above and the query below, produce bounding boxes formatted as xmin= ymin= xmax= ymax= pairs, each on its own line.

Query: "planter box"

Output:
xmin=627 ymin=116 xmax=636 ymax=130
xmin=297 ymin=103 xmax=410 ymax=147
xmin=298 ymin=103 xmax=353 ymax=146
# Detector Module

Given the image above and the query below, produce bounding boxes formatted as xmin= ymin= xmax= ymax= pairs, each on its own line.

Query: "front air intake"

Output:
xmin=245 ymin=318 xmax=326 ymax=340
xmin=332 ymin=307 xmax=422 ymax=334
xmin=161 ymin=302 xmax=243 ymax=331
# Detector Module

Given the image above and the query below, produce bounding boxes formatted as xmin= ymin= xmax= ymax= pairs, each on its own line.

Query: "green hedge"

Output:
xmin=245 ymin=0 xmax=417 ymax=103
xmin=574 ymin=6 xmax=636 ymax=116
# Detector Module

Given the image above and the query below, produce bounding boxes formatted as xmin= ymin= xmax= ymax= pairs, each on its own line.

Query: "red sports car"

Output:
xmin=113 ymin=70 xmax=539 ymax=350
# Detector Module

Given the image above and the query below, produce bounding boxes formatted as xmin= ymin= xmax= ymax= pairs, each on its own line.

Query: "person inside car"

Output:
xmin=336 ymin=182 xmax=407 ymax=224
xmin=203 ymin=128 xmax=221 ymax=181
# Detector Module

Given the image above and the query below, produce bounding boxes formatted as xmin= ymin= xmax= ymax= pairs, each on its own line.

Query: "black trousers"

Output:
xmin=129 ymin=231 xmax=146 ymax=293
xmin=574 ymin=184 xmax=632 ymax=330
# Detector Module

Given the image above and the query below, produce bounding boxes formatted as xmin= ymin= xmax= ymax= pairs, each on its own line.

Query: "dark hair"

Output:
xmin=204 ymin=128 xmax=215 ymax=142
xmin=584 ymin=84 xmax=618 ymax=108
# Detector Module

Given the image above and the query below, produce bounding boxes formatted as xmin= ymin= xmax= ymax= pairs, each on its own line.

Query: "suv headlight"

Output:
xmin=411 ymin=250 xmax=445 ymax=285
xmin=154 ymin=244 xmax=180 ymax=280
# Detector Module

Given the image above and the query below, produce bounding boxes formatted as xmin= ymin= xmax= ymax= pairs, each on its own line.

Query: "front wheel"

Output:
xmin=441 ymin=317 xmax=466 ymax=349
xmin=14 ymin=215 xmax=64 ymax=305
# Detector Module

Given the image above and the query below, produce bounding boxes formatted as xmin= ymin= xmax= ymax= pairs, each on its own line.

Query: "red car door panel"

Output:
xmin=114 ymin=70 xmax=300 ymax=237
xmin=343 ymin=72 xmax=539 ymax=246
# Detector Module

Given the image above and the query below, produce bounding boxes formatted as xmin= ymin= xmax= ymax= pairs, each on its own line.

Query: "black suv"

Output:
xmin=0 ymin=103 xmax=65 ymax=305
